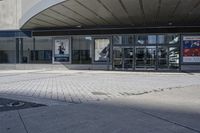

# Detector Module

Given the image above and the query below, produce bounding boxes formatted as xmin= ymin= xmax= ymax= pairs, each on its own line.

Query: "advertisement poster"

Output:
xmin=183 ymin=36 xmax=200 ymax=63
xmin=95 ymin=39 xmax=110 ymax=62
xmin=54 ymin=39 xmax=69 ymax=62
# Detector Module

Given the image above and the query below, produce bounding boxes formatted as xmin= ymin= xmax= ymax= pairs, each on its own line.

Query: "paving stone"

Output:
xmin=0 ymin=70 xmax=199 ymax=104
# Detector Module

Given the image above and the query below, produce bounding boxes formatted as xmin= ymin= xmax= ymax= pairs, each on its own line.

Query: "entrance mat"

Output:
xmin=0 ymin=97 xmax=45 ymax=112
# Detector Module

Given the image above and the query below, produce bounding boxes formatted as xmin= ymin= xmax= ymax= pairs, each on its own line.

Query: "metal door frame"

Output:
xmin=135 ymin=46 xmax=156 ymax=70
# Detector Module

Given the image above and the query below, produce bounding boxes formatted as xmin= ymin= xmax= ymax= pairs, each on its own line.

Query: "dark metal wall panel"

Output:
xmin=142 ymin=0 xmax=159 ymax=25
xmin=0 ymin=31 xmax=32 ymax=37
xmin=122 ymin=0 xmax=144 ymax=25
xmin=158 ymin=0 xmax=179 ymax=24
xmin=32 ymin=27 xmax=200 ymax=36
xmin=172 ymin=0 xmax=200 ymax=25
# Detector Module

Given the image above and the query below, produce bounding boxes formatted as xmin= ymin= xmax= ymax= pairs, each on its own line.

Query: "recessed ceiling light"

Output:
xmin=76 ymin=25 xmax=82 ymax=28
xmin=168 ymin=22 xmax=173 ymax=26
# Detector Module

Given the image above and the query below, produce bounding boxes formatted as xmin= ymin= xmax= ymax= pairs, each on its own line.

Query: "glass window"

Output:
xmin=113 ymin=35 xmax=134 ymax=45
xmin=166 ymin=34 xmax=179 ymax=44
xmin=22 ymin=38 xmax=34 ymax=63
xmin=123 ymin=35 xmax=134 ymax=44
xmin=0 ymin=37 xmax=16 ymax=63
xmin=94 ymin=39 xmax=110 ymax=62
xmin=113 ymin=36 xmax=122 ymax=45
xmin=72 ymin=36 xmax=92 ymax=64
xmin=136 ymin=35 xmax=147 ymax=45
xmin=157 ymin=35 xmax=165 ymax=44
xmin=29 ymin=37 xmax=52 ymax=63
xmin=148 ymin=35 xmax=157 ymax=44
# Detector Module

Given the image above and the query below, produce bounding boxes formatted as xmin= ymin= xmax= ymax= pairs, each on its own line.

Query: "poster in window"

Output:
xmin=183 ymin=36 xmax=200 ymax=63
xmin=95 ymin=39 xmax=110 ymax=62
xmin=54 ymin=39 xmax=69 ymax=62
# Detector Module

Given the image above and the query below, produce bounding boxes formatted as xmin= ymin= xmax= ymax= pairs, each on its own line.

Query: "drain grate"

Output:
xmin=0 ymin=98 xmax=45 ymax=112
xmin=7 ymin=102 xmax=25 ymax=107
xmin=92 ymin=92 xmax=109 ymax=96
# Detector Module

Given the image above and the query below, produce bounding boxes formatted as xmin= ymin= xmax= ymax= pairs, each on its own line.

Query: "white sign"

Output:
xmin=183 ymin=57 xmax=200 ymax=63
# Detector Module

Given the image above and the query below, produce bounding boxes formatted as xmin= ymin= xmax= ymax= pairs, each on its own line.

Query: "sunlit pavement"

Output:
xmin=0 ymin=70 xmax=200 ymax=133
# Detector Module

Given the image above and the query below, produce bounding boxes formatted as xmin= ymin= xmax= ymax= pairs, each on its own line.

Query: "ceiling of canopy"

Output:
xmin=21 ymin=0 xmax=200 ymax=29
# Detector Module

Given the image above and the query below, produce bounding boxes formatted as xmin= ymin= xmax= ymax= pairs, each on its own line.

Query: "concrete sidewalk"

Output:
xmin=1 ymin=85 xmax=200 ymax=133
xmin=0 ymin=102 xmax=199 ymax=133
xmin=0 ymin=70 xmax=200 ymax=133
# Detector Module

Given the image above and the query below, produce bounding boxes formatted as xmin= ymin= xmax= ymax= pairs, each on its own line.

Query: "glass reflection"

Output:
xmin=34 ymin=37 xmax=52 ymax=64
xmin=158 ymin=46 xmax=168 ymax=69
xmin=148 ymin=35 xmax=156 ymax=44
xmin=157 ymin=35 xmax=165 ymax=44
xmin=113 ymin=35 xmax=133 ymax=45
xmin=72 ymin=36 xmax=92 ymax=64
xmin=113 ymin=36 xmax=122 ymax=45
xmin=0 ymin=38 xmax=16 ymax=63
xmin=166 ymin=34 xmax=179 ymax=44
xmin=146 ymin=47 xmax=156 ymax=68
xmin=137 ymin=35 xmax=147 ymax=45
xmin=22 ymin=38 xmax=33 ymax=63
xmin=135 ymin=48 xmax=145 ymax=67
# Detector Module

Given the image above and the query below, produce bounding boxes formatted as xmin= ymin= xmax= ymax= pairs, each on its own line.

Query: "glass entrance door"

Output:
xmin=113 ymin=47 xmax=133 ymax=70
xmin=135 ymin=46 xmax=156 ymax=70
xmin=135 ymin=47 xmax=145 ymax=69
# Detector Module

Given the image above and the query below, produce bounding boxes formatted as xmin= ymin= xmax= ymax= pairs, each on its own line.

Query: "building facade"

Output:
xmin=0 ymin=0 xmax=200 ymax=71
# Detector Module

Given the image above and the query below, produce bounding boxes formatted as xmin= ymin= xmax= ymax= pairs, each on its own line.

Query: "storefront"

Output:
xmin=1 ymin=30 xmax=200 ymax=71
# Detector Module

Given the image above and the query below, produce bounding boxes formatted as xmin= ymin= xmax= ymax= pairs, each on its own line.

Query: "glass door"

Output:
xmin=124 ymin=48 xmax=134 ymax=70
xmin=158 ymin=46 xmax=168 ymax=70
xmin=113 ymin=47 xmax=134 ymax=70
xmin=135 ymin=47 xmax=145 ymax=69
xmin=113 ymin=47 xmax=123 ymax=70
xmin=135 ymin=46 xmax=156 ymax=70
xmin=146 ymin=46 xmax=156 ymax=70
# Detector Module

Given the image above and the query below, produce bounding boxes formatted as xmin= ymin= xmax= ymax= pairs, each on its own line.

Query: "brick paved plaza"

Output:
xmin=0 ymin=70 xmax=200 ymax=103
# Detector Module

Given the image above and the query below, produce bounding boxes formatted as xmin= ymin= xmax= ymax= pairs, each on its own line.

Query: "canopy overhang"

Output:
xmin=20 ymin=0 xmax=200 ymax=30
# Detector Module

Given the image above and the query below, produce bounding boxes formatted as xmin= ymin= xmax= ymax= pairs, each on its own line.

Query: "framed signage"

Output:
xmin=54 ymin=39 xmax=70 ymax=62
xmin=183 ymin=36 xmax=200 ymax=63
xmin=94 ymin=39 xmax=110 ymax=62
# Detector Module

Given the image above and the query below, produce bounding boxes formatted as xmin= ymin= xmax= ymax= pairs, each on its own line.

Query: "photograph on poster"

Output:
xmin=183 ymin=36 xmax=200 ymax=63
xmin=95 ymin=39 xmax=110 ymax=62
xmin=54 ymin=39 xmax=69 ymax=62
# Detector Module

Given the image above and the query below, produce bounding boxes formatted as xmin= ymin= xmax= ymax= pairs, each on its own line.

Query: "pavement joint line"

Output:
xmin=132 ymin=108 xmax=200 ymax=133
xmin=119 ymin=84 xmax=200 ymax=97
xmin=18 ymin=110 xmax=29 ymax=133
xmin=0 ymin=74 xmax=68 ymax=85
xmin=0 ymin=70 xmax=52 ymax=78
